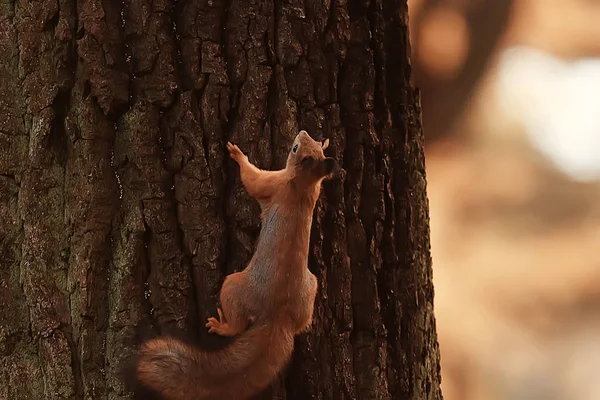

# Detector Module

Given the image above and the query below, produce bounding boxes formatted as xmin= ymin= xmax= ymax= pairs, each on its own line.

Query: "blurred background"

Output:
xmin=407 ymin=0 xmax=600 ymax=399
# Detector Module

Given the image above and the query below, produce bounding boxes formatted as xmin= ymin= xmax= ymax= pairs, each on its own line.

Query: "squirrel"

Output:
xmin=131 ymin=130 xmax=340 ymax=399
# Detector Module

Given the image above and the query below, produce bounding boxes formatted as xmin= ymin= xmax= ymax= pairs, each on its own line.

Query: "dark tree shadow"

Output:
xmin=410 ymin=0 xmax=515 ymax=144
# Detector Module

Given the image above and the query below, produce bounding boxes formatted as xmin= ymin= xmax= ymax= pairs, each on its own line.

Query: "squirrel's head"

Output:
xmin=286 ymin=130 xmax=339 ymax=183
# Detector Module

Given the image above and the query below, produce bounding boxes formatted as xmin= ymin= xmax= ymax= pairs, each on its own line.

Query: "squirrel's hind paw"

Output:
xmin=206 ymin=309 xmax=237 ymax=337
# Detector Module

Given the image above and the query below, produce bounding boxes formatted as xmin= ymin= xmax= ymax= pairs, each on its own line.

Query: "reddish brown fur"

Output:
xmin=133 ymin=130 xmax=338 ymax=400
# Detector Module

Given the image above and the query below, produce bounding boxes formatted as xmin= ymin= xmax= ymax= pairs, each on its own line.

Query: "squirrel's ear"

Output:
xmin=322 ymin=138 xmax=329 ymax=150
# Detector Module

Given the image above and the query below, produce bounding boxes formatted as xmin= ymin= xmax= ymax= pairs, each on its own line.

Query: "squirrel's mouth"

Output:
xmin=323 ymin=157 xmax=340 ymax=178
xmin=296 ymin=156 xmax=339 ymax=180
xmin=299 ymin=156 xmax=316 ymax=170
xmin=323 ymin=158 xmax=339 ymax=177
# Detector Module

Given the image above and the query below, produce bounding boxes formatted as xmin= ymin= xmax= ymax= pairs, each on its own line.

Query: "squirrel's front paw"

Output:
xmin=226 ymin=142 xmax=246 ymax=163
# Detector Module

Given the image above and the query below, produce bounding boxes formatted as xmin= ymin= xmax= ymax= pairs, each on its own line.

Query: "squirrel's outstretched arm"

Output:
xmin=227 ymin=142 xmax=284 ymax=202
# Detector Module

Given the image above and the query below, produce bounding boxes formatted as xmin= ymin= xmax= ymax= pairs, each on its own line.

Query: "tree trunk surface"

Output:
xmin=0 ymin=0 xmax=442 ymax=399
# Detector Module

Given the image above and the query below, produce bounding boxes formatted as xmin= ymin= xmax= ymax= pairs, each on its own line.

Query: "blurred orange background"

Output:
xmin=408 ymin=1 xmax=600 ymax=399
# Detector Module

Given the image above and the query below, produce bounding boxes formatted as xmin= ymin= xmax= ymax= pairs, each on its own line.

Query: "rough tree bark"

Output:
xmin=0 ymin=0 xmax=441 ymax=399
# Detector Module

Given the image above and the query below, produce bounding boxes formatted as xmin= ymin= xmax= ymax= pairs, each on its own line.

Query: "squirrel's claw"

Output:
xmin=206 ymin=309 xmax=236 ymax=336
xmin=226 ymin=142 xmax=245 ymax=163
xmin=205 ymin=317 xmax=218 ymax=332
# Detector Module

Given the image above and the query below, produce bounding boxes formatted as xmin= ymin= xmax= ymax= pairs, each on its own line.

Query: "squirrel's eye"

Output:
xmin=292 ymin=144 xmax=299 ymax=153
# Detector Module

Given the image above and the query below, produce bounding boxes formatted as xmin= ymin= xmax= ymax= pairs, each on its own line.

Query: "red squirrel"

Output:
xmin=133 ymin=130 xmax=339 ymax=399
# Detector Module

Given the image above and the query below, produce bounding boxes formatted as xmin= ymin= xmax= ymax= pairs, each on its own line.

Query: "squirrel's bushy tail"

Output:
xmin=133 ymin=323 xmax=294 ymax=400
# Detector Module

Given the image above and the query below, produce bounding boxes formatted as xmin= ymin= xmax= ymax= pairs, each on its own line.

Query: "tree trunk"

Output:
xmin=0 ymin=0 xmax=442 ymax=399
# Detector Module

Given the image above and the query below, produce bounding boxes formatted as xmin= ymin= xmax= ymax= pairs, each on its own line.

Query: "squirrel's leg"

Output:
xmin=206 ymin=272 xmax=254 ymax=337
xmin=226 ymin=142 xmax=283 ymax=201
